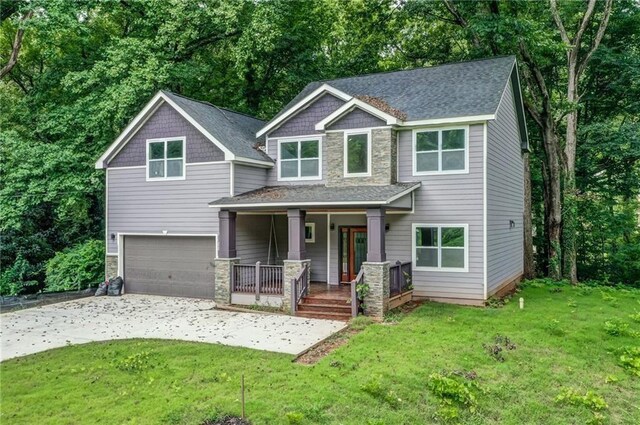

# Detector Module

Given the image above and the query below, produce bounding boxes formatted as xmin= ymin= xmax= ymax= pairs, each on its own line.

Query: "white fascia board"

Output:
xmin=232 ymin=157 xmax=275 ymax=168
xmin=315 ymin=98 xmax=401 ymax=131
xmin=95 ymin=92 xmax=165 ymax=169
xmin=402 ymin=114 xmax=495 ymax=127
xmin=256 ymin=84 xmax=352 ymax=138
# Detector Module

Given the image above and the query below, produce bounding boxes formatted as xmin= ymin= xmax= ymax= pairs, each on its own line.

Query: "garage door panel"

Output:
xmin=124 ymin=236 xmax=215 ymax=299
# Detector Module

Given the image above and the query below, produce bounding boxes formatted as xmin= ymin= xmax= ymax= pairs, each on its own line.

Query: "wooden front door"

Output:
xmin=340 ymin=227 xmax=367 ymax=283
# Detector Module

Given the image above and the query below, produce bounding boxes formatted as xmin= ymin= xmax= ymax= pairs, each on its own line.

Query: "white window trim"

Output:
xmin=146 ymin=137 xmax=186 ymax=181
xmin=305 ymin=222 xmax=316 ymax=243
xmin=412 ymin=126 xmax=469 ymax=176
xmin=412 ymin=223 xmax=469 ymax=272
xmin=277 ymin=137 xmax=322 ymax=181
xmin=343 ymin=129 xmax=372 ymax=178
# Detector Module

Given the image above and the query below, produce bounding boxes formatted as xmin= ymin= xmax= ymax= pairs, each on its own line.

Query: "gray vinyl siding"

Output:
xmin=268 ymin=93 xmax=345 ymax=138
xmin=327 ymin=108 xmax=386 ymax=130
xmin=486 ymin=81 xmax=524 ymax=294
xmin=106 ymin=163 xmax=229 ymax=253
xmin=265 ymin=136 xmax=327 ymax=186
xmin=234 ymin=164 xmax=267 ymax=195
xmin=109 ymin=102 xmax=224 ymax=167
xmin=389 ymin=124 xmax=485 ymax=301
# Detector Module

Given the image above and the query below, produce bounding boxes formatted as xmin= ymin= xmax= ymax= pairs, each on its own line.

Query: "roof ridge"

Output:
xmin=318 ymin=55 xmax=516 ymax=84
xmin=161 ymin=90 xmax=264 ymax=123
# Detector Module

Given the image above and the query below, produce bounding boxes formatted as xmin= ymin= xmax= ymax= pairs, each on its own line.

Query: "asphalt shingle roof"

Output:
xmin=268 ymin=56 xmax=516 ymax=125
xmin=162 ymin=91 xmax=272 ymax=162
xmin=209 ymin=183 xmax=421 ymax=208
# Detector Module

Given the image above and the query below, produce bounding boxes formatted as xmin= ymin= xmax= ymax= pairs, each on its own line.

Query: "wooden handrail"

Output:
xmin=350 ymin=266 xmax=365 ymax=317
xmin=290 ymin=264 xmax=309 ymax=314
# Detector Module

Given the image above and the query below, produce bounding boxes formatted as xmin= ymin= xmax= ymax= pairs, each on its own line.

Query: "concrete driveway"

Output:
xmin=0 ymin=295 xmax=347 ymax=361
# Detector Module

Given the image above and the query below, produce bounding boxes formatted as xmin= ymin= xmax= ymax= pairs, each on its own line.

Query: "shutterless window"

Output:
xmin=345 ymin=132 xmax=369 ymax=175
xmin=148 ymin=139 xmax=184 ymax=179
xmin=279 ymin=139 xmax=320 ymax=179
xmin=415 ymin=128 xmax=466 ymax=173
xmin=414 ymin=225 xmax=466 ymax=269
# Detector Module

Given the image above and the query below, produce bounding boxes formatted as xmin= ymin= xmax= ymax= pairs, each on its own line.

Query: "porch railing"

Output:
xmin=290 ymin=264 xmax=309 ymax=314
xmin=390 ymin=260 xmax=412 ymax=297
xmin=350 ymin=266 xmax=365 ymax=317
xmin=232 ymin=262 xmax=284 ymax=297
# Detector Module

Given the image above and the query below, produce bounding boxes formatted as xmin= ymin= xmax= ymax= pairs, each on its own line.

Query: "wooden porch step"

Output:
xmin=300 ymin=296 xmax=350 ymax=306
xmin=295 ymin=310 xmax=352 ymax=321
xmin=297 ymin=302 xmax=351 ymax=313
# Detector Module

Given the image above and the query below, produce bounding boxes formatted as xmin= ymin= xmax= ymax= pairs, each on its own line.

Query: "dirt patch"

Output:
xmin=202 ymin=416 xmax=250 ymax=425
xmin=391 ymin=300 xmax=425 ymax=314
xmin=295 ymin=327 xmax=361 ymax=365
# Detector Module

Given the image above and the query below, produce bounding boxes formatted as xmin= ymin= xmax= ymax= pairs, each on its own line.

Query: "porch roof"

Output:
xmin=209 ymin=182 xmax=420 ymax=209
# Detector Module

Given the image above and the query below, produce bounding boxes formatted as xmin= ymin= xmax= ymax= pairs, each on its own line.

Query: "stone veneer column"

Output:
xmin=283 ymin=259 xmax=311 ymax=312
xmin=362 ymin=261 xmax=390 ymax=320
xmin=105 ymin=256 xmax=118 ymax=279
xmin=214 ymin=258 xmax=240 ymax=305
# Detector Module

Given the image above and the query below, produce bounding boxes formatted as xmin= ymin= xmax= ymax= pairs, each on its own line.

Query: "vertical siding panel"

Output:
xmin=486 ymin=81 xmax=524 ymax=294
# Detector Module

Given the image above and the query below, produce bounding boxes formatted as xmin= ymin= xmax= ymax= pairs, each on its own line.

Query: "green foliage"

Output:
xmin=482 ymin=335 xmax=517 ymax=362
xmin=427 ymin=372 xmax=479 ymax=413
xmin=284 ymin=411 xmax=304 ymax=425
xmin=555 ymin=389 xmax=608 ymax=411
xmin=113 ymin=351 xmax=153 ymax=372
xmin=360 ymin=375 xmax=401 ymax=408
xmin=44 ymin=240 xmax=104 ymax=292
xmin=616 ymin=346 xmax=640 ymax=377
xmin=603 ymin=319 xmax=637 ymax=337
xmin=0 ymin=254 xmax=39 ymax=296
xmin=349 ymin=315 xmax=374 ymax=330
xmin=544 ymin=319 xmax=566 ymax=337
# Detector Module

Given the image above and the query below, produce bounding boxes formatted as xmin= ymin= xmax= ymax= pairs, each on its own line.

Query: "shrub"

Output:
xmin=45 ymin=239 xmax=104 ymax=292
xmin=0 ymin=254 xmax=40 ymax=296
xmin=544 ymin=319 xmax=566 ymax=336
xmin=360 ymin=376 xmax=401 ymax=408
xmin=603 ymin=319 xmax=631 ymax=337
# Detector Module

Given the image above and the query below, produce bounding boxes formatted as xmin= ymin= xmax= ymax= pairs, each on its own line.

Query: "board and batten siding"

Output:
xmin=388 ymin=124 xmax=485 ymax=301
xmin=106 ymin=163 xmax=229 ymax=254
xmin=486 ymin=81 xmax=524 ymax=294
xmin=233 ymin=164 xmax=268 ymax=195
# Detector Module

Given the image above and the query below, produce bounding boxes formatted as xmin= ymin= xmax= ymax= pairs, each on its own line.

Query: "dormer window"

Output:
xmin=147 ymin=137 xmax=185 ymax=180
xmin=278 ymin=138 xmax=321 ymax=181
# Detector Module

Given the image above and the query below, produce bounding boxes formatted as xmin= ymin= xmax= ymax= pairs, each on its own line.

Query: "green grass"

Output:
xmin=1 ymin=282 xmax=639 ymax=424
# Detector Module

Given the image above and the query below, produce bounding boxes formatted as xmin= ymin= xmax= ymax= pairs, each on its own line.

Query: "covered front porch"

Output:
xmin=209 ymin=183 xmax=419 ymax=319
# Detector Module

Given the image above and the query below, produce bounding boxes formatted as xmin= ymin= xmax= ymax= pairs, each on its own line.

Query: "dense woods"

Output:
xmin=1 ymin=0 xmax=639 ymax=294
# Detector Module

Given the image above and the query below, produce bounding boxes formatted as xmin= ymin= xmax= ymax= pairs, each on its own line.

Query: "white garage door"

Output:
xmin=123 ymin=236 xmax=216 ymax=299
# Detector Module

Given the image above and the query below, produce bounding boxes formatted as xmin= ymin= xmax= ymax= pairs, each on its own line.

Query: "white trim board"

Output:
xmin=315 ymin=98 xmax=400 ymax=130
xmin=256 ymin=84 xmax=352 ymax=138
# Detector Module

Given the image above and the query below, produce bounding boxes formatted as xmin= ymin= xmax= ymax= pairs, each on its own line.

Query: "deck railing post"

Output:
xmin=395 ymin=260 xmax=402 ymax=293
xmin=231 ymin=264 xmax=236 ymax=293
xmin=351 ymin=279 xmax=357 ymax=317
xmin=255 ymin=261 xmax=261 ymax=301
xmin=291 ymin=278 xmax=297 ymax=314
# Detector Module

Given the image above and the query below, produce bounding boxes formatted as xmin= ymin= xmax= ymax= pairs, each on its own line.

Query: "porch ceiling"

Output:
xmin=208 ymin=182 xmax=420 ymax=210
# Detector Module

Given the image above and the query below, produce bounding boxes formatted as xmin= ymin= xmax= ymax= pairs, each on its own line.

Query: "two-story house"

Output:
xmin=95 ymin=56 xmax=528 ymax=319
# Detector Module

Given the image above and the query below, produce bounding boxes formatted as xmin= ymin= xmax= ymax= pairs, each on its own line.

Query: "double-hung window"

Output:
xmin=344 ymin=131 xmax=371 ymax=177
xmin=278 ymin=139 xmax=321 ymax=180
xmin=147 ymin=137 xmax=185 ymax=180
xmin=413 ymin=224 xmax=468 ymax=271
xmin=414 ymin=127 xmax=467 ymax=174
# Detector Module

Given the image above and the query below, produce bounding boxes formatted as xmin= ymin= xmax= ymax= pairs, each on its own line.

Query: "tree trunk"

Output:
xmin=523 ymin=152 xmax=535 ymax=279
xmin=542 ymin=123 xmax=563 ymax=280
xmin=563 ymin=68 xmax=580 ymax=284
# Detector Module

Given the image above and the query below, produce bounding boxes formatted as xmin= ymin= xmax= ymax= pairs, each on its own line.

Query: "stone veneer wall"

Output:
xmin=106 ymin=255 xmax=118 ymax=280
xmin=362 ymin=261 xmax=390 ymax=319
xmin=284 ymin=259 xmax=311 ymax=312
xmin=214 ymin=258 xmax=239 ymax=305
xmin=326 ymin=128 xmax=397 ymax=186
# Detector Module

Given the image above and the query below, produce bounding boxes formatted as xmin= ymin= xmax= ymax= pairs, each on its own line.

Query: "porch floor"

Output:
xmin=308 ymin=283 xmax=351 ymax=298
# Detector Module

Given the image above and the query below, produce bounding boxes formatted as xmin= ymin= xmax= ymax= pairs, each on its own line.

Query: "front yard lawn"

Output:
xmin=1 ymin=282 xmax=639 ymax=424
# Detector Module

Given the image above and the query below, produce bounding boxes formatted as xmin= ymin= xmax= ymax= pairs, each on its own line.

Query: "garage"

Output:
xmin=123 ymin=235 xmax=216 ymax=299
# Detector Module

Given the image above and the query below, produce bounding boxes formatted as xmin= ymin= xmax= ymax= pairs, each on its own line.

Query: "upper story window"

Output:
xmin=147 ymin=137 xmax=185 ymax=180
xmin=344 ymin=130 xmax=371 ymax=177
xmin=278 ymin=138 xmax=321 ymax=180
xmin=413 ymin=224 xmax=468 ymax=272
xmin=413 ymin=127 xmax=467 ymax=175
